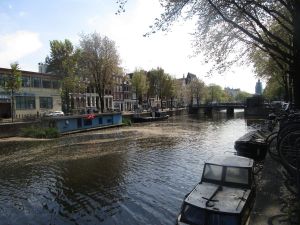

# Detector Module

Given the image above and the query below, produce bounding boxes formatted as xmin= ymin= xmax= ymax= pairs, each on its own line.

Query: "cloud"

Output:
xmin=0 ymin=31 xmax=42 ymax=68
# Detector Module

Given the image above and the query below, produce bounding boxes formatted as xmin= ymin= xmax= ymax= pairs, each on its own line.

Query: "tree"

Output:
xmin=118 ymin=0 xmax=300 ymax=108
xmin=263 ymin=76 xmax=285 ymax=101
xmin=235 ymin=91 xmax=252 ymax=102
xmin=249 ymin=19 xmax=291 ymax=101
xmin=147 ymin=68 xmax=171 ymax=110
xmin=2 ymin=63 xmax=22 ymax=122
xmin=79 ymin=32 xmax=121 ymax=113
xmin=131 ymin=69 xmax=149 ymax=105
xmin=46 ymin=39 xmax=83 ymax=113
xmin=187 ymin=79 xmax=206 ymax=106
xmin=207 ymin=84 xmax=225 ymax=103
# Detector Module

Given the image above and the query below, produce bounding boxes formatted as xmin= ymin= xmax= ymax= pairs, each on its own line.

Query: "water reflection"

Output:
xmin=0 ymin=112 xmax=252 ymax=225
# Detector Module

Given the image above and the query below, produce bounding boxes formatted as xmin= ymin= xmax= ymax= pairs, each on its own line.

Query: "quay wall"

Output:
xmin=0 ymin=121 xmax=40 ymax=138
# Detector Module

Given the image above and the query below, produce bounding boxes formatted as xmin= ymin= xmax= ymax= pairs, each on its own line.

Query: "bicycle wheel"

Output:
xmin=267 ymin=132 xmax=280 ymax=161
xmin=278 ymin=129 xmax=300 ymax=173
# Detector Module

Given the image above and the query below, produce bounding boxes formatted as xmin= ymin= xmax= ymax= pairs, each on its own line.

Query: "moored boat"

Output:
xmin=131 ymin=111 xmax=169 ymax=123
xmin=234 ymin=130 xmax=268 ymax=161
xmin=177 ymin=155 xmax=256 ymax=225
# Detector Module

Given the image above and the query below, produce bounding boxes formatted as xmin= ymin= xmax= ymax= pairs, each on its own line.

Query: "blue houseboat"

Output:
xmin=46 ymin=113 xmax=122 ymax=134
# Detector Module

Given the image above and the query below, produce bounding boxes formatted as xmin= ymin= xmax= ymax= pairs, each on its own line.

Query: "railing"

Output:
xmin=191 ymin=102 xmax=246 ymax=108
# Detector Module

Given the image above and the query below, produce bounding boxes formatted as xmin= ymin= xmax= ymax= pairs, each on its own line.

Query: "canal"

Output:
xmin=0 ymin=112 xmax=256 ymax=225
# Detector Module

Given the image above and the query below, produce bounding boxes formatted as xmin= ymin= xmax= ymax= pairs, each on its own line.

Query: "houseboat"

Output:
xmin=45 ymin=112 xmax=122 ymax=134
xmin=131 ymin=111 xmax=169 ymax=123
xmin=177 ymin=155 xmax=256 ymax=225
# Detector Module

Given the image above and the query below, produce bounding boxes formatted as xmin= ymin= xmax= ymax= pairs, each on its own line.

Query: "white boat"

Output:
xmin=177 ymin=155 xmax=256 ymax=225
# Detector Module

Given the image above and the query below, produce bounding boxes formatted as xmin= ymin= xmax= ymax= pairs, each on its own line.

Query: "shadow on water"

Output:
xmin=0 ymin=111 xmax=255 ymax=225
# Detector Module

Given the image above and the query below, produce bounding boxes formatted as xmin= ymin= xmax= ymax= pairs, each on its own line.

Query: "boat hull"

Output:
xmin=234 ymin=131 xmax=268 ymax=161
xmin=131 ymin=115 xmax=169 ymax=123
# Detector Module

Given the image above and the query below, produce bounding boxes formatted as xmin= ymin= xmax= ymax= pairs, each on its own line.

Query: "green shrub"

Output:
xmin=21 ymin=126 xmax=59 ymax=138
xmin=122 ymin=118 xmax=132 ymax=126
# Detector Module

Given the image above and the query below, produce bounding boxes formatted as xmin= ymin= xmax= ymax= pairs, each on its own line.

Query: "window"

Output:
xmin=32 ymin=77 xmax=41 ymax=88
xmin=83 ymin=118 xmax=92 ymax=126
xmin=52 ymin=81 xmax=60 ymax=89
xmin=42 ymin=79 xmax=51 ymax=88
xmin=0 ymin=74 xmax=6 ymax=86
xmin=99 ymin=117 xmax=102 ymax=124
xmin=16 ymin=96 xmax=36 ymax=109
xmin=39 ymin=97 xmax=53 ymax=109
xmin=77 ymin=118 xmax=82 ymax=128
xmin=22 ymin=76 xmax=31 ymax=87
xmin=203 ymin=164 xmax=223 ymax=182
xmin=225 ymin=167 xmax=249 ymax=185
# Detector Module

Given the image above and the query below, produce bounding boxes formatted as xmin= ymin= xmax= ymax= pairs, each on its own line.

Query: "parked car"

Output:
xmin=46 ymin=111 xmax=64 ymax=117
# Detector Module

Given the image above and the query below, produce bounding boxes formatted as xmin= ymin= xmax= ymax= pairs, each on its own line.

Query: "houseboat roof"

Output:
xmin=185 ymin=182 xmax=251 ymax=214
xmin=206 ymin=155 xmax=254 ymax=168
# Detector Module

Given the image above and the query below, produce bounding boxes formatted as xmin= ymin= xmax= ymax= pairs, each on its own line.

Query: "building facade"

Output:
xmin=0 ymin=67 xmax=62 ymax=119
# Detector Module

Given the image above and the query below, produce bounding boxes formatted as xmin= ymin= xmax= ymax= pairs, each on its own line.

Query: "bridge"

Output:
xmin=189 ymin=103 xmax=246 ymax=115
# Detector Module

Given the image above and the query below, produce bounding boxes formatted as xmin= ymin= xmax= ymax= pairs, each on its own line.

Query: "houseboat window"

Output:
xmin=203 ymin=164 xmax=223 ymax=182
xmin=207 ymin=213 xmax=239 ymax=225
xmin=83 ymin=118 xmax=92 ymax=126
xmin=225 ymin=167 xmax=249 ymax=185
xmin=77 ymin=118 xmax=82 ymax=128
xmin=99 ymin=117 xmax=102 ymax=124
xmin=182 ymin=204 xmax=205 ymax=225
xmin=40 ymin=97 xmax=53 ymax=109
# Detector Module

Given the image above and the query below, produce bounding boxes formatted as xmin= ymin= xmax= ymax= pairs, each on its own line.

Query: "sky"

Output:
xmin=0 ymin=0 xmax=261 ymax=93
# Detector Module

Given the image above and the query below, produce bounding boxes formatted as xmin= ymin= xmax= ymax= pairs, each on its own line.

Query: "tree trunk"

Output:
xmin=99 ymin=90 xmax=105 ymax=113
xmin=11 ymin=90 xmax=14 ymax=123
xmin=292 ymin=1 xmax=300 ymax=109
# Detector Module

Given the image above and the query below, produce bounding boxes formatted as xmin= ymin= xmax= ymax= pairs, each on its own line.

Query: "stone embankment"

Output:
xmin=249 ymin=153 xmax=299 ymax=225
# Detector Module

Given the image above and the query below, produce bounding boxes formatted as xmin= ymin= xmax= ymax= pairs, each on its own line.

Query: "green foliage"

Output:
xmin=206 ymin=84 xmax=225 ymax=103
xmin=21 ymin=126 xmax=60 ymax=138
xmin=263 ymin=76 xmax=285 ymax=101
xmin=3 ymin=63 xmax=22 ymax=92
xmin=187 ymin=79 xmax=206 ymax=105
xmin=122 ymin=117 xmax=132 ymax=126
xmin=235 ymin=91 xmax=252 ymax=102
xmin=79 ymin=32 xmax=120 ymax=113
xmin=132 ymin=70 xmax=149 ymax=104
xmin=1 ymin=63 xmax=22 ymax=122
xmin=46 ymin=39 xmax=85 ymax=113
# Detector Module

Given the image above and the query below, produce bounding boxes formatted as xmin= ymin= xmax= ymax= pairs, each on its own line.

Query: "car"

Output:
xmin=46 ymin=111 xmax=64 ymax=117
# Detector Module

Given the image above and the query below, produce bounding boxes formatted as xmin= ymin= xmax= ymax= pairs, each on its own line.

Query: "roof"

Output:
xmin=185 ymin=182 xmax=251 ymax=214
xmin=206 ymin=155 xmax=254 ymax=168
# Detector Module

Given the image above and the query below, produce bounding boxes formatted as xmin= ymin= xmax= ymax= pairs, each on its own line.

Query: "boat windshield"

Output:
xmin=181 ymin=204 xmax=240 ymax=225
xmin=203 ymin=164 xmax=223 ymax=182
xmin=225 ymin=167 xmax=249 ymax=186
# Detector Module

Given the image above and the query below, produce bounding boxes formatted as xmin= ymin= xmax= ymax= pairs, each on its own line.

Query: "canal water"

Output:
xmin=0 ymin=112 xmax=257 ymax=225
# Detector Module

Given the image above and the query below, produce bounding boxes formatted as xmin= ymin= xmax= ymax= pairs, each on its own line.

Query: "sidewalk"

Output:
xmin=249 ymin=153 xmax=299 ymax=225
